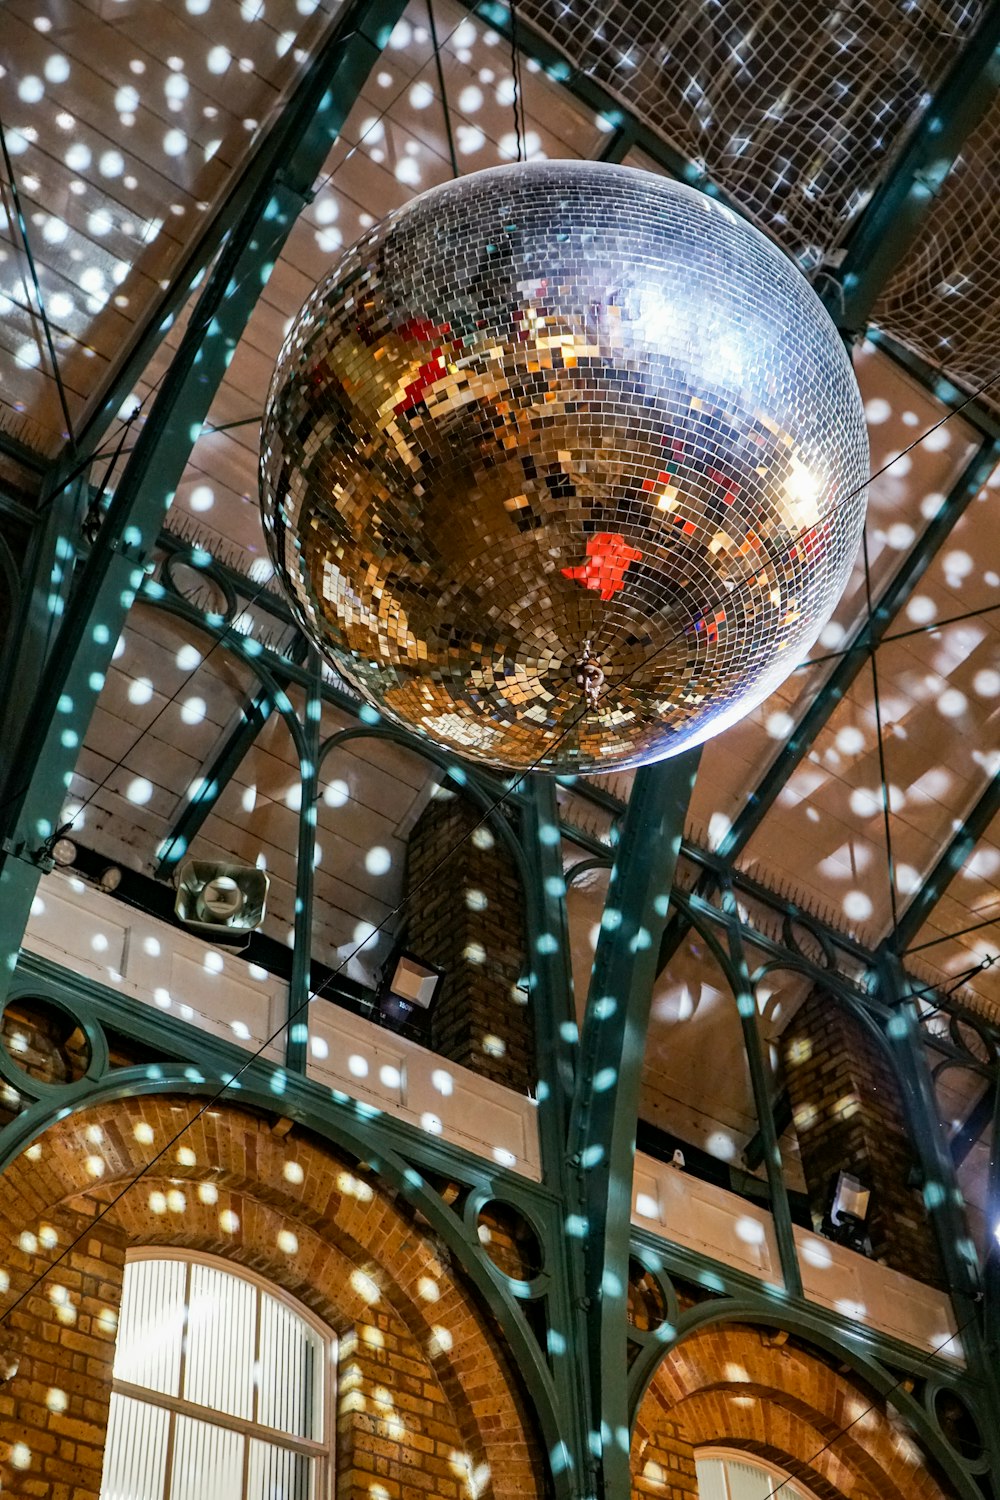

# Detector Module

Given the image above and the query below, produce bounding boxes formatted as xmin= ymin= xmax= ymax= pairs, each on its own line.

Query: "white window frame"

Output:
xmin=104 ymin=1247 xmax=336 ymax=1500
xmin=696 ymin=1448 xmax=817 ymax=1500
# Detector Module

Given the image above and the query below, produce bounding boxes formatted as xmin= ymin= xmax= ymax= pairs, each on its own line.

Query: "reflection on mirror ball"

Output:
xmin=261 ymin=161 xmax=868 ymax=772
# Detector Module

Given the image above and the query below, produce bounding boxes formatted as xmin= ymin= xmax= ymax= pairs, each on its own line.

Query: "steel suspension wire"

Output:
xmin=909 ymin=915 xmax=1000 ymax=955
xmin=34 ymin=4 xmax=476 ymax=523
xmin=8 ymin=273 xmax=1000 ymax=895
xmin=12 ymin=290 xmax=1000 ymax=886
xmin=427 ymin=0 xmax=460 ymax=179
xmin=0 ymin=6 xmax=479 ymax=830
xmin=508 ymin=0 xmax=526 ymax=161
xmin=757 ymin=1299 xmax=974 ymax=1500
xmin=796 ymin=597 xmax=1000 ymax=674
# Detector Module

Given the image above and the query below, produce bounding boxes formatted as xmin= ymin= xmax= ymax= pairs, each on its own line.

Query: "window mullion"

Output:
xmin=252 ymin=1284 xmax=263 ymax=1427
xmin=244 ymin=1283 xmax=264 ymax=1499
xmin=240 ymin=1424 xmax=251 ymax=1499
xmin=162 ymin=1409 xmax=178 ymax=1500
xmin=177 ymin=1260 xmax=192 ymax=1403
xmin=111 ymin=1380 xmax=328 ymax=1457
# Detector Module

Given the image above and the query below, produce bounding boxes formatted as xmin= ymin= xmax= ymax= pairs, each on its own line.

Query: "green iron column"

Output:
xmin=720 ymin=880 xmax=802 ymax=1297
xmin=881 ymin=958 xmax=994 ymax=1388
xmin=286 ymin=651 xmax=322 ymax=1074
xmin=0 ymin=476 xmax=85 ymax=803
xmin=522 ymin=777 xmax=579 ymax=1168
xmin=568 ymin=752 xmax=699 ymax=1498
xmin=0 ymin=0 xmax=409 ymax=993
xmin=520 ymin=776 xmax=592 ymax=1497
xmin=985 ymin=1082 xmax=1000 ymax=1360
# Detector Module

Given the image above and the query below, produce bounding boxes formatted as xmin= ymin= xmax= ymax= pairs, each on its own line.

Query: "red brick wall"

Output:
xmin=634 ymin=1322 xmax=959 ymax=1500
xmin=0 ymin=1206 xmax=124 ymax=1500
xmin=632 ymin=1418 xmax=700 ymax=1500
xmin=406 ymin=793 xmax=534 ymax=1093
xmin=783 ymin=990 xmax=944 ymax=1282
xmin=0 ymin=1096 xmax=544 ymax=1500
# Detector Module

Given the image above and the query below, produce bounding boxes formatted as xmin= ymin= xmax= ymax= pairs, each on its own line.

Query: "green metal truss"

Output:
xmin=715 ymin=437 xmax=1000 ymax=869
xmin=6 ymin=522 xmax=1000 ymax=1493
xmin=0 ymin=0 xmax=413 ymax=1000
xmin=4 ymin=3 xmax=1000 ymax=1496
xmin=3 ymin=839 xmax=997 ymax=1498
xmin=7 ymin=513 xmax=1000 ymax=1490
xmin=452 ymin=0 xmax=1000 ymax=982
xmin=0 ymin=949 xmax=569 ymax=1489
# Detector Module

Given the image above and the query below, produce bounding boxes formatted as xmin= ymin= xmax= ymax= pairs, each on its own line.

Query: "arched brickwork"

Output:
xmin=632 ymin=1323 xmax=959 ymax=1500
xmin=0 ymin=1094 xmax=543 ymax=1500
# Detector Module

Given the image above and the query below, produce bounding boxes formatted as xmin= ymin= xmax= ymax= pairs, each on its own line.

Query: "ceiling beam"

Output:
xmin=486 ymin=0 xmax=1000 ymax=934
xmin=827 ymin=1 xmax=1000 ymax=336
xmin=868 ymin=330 xmax=1000 ymax=446
xmin=952 ymin=1083 xmax=996 ymax=1168
xmin=470 ymin=0 xmax=1000 ymax=466
xmin=742 ymin=1088 xmax=793 ymax=1173
xmin=569 ymin=753 xmax=699 ymax=1497
xmin=154 ymin=651 xmax=304 ymax=880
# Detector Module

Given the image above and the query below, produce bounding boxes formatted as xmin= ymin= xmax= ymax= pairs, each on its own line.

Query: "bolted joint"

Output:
xmin=274 ymin=169 xmax=315 ymax=208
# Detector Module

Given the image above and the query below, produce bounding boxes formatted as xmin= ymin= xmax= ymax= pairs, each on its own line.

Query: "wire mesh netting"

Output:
xmin=516 ymin=0 xmax=981 ymax=261
xmin=874 ymin=93 xmax=1000 ymax=413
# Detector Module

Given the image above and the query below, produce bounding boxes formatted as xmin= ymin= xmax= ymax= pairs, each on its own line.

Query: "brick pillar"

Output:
xmin=405 ymin=791 xmax=534 ymax=1093
xmin=632 ymin=1422 xmax=699 ymax=1499
xmin=784 ymin=989 xmax=944 ymax=1283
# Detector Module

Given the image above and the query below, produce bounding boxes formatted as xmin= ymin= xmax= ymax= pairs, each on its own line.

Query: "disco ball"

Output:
xmin=261 ymin=161 xmax=868 ymax=773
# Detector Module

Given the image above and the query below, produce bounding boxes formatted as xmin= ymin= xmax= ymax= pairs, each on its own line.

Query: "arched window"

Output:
xmin=99 ymin=1251 xmax=334 ymax=1500
xmin=697 ymin=1451 xmax=815 ymax=1500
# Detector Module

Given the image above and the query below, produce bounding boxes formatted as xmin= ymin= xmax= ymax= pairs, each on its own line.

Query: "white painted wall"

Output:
xmin=22 ymin=871 xmax=541 ymax=1180
xmin=633 ymin=1149 xmax=963 ymax=1364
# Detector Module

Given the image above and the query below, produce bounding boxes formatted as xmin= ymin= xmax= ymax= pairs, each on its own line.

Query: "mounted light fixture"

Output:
xmin=376 ymin=950 xmax=445 ymax=1031
xmin=823 ymin=1170 xmax=872 ymax=1253
xmin=50 ymin=837 xmax=78 ymax=868
xmin=174 ymin=860 xmax=269 ymax=945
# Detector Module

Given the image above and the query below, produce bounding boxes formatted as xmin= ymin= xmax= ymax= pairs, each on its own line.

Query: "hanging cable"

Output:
xmin=31 ymin=4 xmax=476 ymax=520
xmin=79 ymin=401 xmax=143 ymax=548
xmin=11 ymin=333 xmax=1000 ymax=852
xmin=508 ymin=0 xmax=526 ymax=161
xmin=427 ymin=0 xmax=460 ymax=180
xmin=758 ymin=1295 xmax=974 ymax=1500
xmin=0 ymin=7 xmax=482 ymax=836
